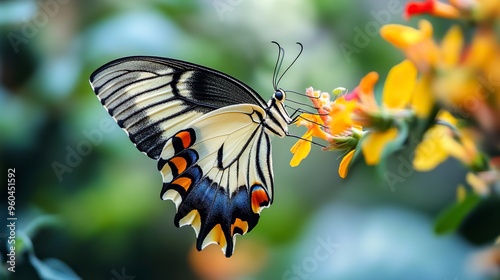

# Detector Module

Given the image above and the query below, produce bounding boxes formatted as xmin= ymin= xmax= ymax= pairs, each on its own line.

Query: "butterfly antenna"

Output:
xmin=286 ymin=89 xmax=321 ymax=100
xmin=275 ymin=42 xmax=303 ymax=87
xmin=290 ymin=111 xmax=328 ymax=128
xmin=271 ymin=41 xmax=285 ymax=90
xmin=287 ymin=133 xmax=326 ymax=148
xmin=285 ymin=99 xmax=319 ymax=111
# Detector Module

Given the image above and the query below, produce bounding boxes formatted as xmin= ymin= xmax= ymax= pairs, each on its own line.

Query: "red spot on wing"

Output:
xmin=250 ymin=187 xmax=270 ymax=214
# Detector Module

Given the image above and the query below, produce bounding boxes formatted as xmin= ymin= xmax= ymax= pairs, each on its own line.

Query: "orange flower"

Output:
xmin=290 ymin=113 xmax=328 ymax=167
xmin=290 ymin=87 xmax=361 ymax=178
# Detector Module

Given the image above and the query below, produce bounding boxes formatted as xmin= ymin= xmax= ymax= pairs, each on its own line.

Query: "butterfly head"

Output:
xmin=271 ymin=88 xmax=291 ymax=122
xmin=264 ymin=88 xmax=292 ymax=137
xmin=267 ymin=42 xmax=303 ymax=134
xmin=273 ymin=88 xmax=286 ymax=102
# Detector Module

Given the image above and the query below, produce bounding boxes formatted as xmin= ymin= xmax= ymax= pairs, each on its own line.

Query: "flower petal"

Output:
xmin=329 ymin=97 xmax=358 ymax=135
xmin=361 ymin=127 xmax=399 ymax=165
xmin=413 ymin=134 xmax=449 ymax=171
xmin=464 ymin=28 xmax=497 ymax=69
xmin=441 ymin=25 xmax=463 ymax=68
xmin=412 ymin=119 xmax=460 ymax=171
xmin=431 ymin=0 xmax=461 ymax=18
xmin=339 ymin=149 xmax=355 ymax=178
xmin=406 ymin=0 xmax=460 ymax=19
xmin=436 ymin=110 xmax=458 ymax=126
xmin=411 ymin=74 xmax=435 ymax=118
xmin=383 ymin=60 xmax=418 ymax=109
xmin=290 ymin=132 xmax=313 ymax=167
xmin=405 ymin=0 xmax=435 ymax=19
xmin=380 ymin=24 xmax=424 ymax=49
xmin=381 ymin=20 xmax=438 ymax=72
xmin=355 ymin=72 xmax=379 ymax=109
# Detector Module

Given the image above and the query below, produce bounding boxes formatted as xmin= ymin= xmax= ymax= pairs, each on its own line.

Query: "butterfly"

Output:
xmin=89 ymin=44 xmax=302 ymax=257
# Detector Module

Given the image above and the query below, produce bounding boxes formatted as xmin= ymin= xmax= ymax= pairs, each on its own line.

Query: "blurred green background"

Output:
xmin=1 ymin=0 xmax=498 ymax=279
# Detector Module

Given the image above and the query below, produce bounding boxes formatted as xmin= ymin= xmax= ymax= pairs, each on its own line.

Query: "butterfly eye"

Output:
xmin=274 ymin=89 xmax=285 ymax=102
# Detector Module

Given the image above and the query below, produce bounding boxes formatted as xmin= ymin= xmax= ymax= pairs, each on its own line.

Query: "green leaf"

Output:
xmin=434 ymin=192 xmax=481 ymax=235
xmin=29 ymin=253 xmax=81 ymax=280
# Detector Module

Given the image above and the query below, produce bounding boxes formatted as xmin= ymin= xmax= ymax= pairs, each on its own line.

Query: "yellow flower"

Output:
xmin=432 ymin=26 xmax=494 ymax=111
xmin=413 ymin=112 xmax=456 ymax=171
xmin=352 ymin=60 xmax=418 ymax=165
xmin=413 ymin=111 xmax=484 ymax=171
xmin=433 ymin=25 xmax=499 ymax=140
xmin=382 ymin=18 xmax=500 ymax=146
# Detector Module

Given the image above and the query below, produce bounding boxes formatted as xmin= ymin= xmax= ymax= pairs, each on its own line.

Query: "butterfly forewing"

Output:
xmin=90 ymin=56 xmax=284 ymax=257
xmin=90 ymin=56 xmax=268 ymax=159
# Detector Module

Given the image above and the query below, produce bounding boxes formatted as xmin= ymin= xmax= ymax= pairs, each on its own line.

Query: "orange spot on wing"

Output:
xmin=176 ymin=130 xmax=193 ymax=149
xmin=170 ymin=156 xmax=188 ymax=174
xmin=251 ymin=188 xmax=269 ymax=214
xmin=172 ymin=177 xmax=192 ymax=192
xmin=231 ymin=218 xmax=249 ymax=236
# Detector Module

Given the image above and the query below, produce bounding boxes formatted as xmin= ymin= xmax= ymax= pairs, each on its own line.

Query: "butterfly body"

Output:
xmin=90 ymin=56 xmax=291 ymax=257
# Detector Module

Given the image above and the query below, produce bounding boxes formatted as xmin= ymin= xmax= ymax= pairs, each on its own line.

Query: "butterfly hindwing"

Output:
xmin=157 ymin=104 xmax=273 ymax=257
xmin=90 ymin=57 xmax=281 ymax=257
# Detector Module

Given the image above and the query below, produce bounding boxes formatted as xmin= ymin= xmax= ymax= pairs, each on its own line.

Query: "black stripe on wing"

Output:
xmin=255 ymin=129 xmax=274 ymax=203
